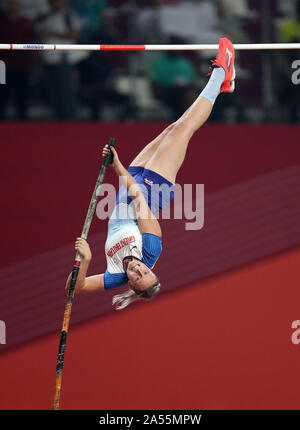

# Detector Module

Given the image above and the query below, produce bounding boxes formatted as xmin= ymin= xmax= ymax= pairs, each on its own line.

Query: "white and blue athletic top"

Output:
xmin=103 ymin=166 xmax=174 ymax=290
xmin=104 ymin=202 xmax=162 ymax=289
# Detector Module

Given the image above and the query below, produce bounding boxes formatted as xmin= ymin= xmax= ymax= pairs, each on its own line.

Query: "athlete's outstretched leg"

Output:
xmin=129 ymin=122 xmax=176 ymax=168
xmin=129 ymin=73 xmax=221 ymax=170
xmin=129 ymin=83 xmax=215 ymax=169
xmin=144 ymin=38 xmax=235 ymax=183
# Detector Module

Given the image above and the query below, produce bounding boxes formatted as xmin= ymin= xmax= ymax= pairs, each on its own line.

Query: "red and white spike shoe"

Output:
xmin=209 ymin=37 xmax=236 ymax=93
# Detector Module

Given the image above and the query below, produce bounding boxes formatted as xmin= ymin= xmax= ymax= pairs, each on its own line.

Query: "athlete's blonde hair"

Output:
xmin=112 ymin=279 xmax=161 ymax=310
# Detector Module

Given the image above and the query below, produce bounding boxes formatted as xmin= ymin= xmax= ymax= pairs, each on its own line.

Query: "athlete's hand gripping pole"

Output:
xmin=53 ymin=137 xmax=116 ymax=411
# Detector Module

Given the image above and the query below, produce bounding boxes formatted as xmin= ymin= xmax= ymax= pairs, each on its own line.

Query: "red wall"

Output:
xmin=0 ymin=122 xmax=300 ymax=409
xmin=0 ymin=247 xmax=300 ymax=410
xmin=1 ymin=122 xmax=300 ymax=268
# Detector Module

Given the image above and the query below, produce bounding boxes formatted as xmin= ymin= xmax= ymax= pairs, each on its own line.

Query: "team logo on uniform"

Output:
xmin=107 ymin=236 xmax=135 ymax=257
xmin=144 ymin=178 xmax=153 ymax=186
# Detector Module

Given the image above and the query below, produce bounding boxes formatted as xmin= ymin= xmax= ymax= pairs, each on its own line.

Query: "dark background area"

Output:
xmin=0 ymin=0 xmax=299 ymax=123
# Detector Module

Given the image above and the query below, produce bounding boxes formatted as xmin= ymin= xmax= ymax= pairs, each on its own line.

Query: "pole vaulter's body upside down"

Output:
xmin=66 ymin=38 xmax=236 ymax=310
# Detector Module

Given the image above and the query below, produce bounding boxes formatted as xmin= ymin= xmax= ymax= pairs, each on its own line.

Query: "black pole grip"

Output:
xmin=103 ymin=137 xmax=116 ymax=167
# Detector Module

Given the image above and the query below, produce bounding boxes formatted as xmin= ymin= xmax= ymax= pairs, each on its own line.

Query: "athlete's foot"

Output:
xmin=209 ymin=37 xmax=235 ymax=93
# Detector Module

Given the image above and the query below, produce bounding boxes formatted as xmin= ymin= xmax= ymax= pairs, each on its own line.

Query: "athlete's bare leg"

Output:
xmin=131 ymin=38 xmax=235 ymax=183
xmin=129 ymin=123 xmax=176 ymax=168
xmin=144 ymin=96 xmax=213 ymax=183
xmin=129 ymin=103 xmax=201 ymax=169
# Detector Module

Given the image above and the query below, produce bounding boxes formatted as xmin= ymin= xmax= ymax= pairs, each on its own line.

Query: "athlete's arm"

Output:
xmin=103 ymin=146 xmax=162 ymax=237
xmin=65 ymin=238 xmax=105 ymax=293
xmin=65 ymin=272 xmax=105 ymax=293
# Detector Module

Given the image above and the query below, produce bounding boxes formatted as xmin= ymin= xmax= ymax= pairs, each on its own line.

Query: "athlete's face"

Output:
xmin=124 ymin=257 xmax=156 ymax=291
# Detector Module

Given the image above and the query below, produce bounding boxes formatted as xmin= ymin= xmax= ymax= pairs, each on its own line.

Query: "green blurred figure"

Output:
xmin=68 ymin=0 xmax=107 ymax=41
xmin=149 ymin=36 xmax=197 ymax=120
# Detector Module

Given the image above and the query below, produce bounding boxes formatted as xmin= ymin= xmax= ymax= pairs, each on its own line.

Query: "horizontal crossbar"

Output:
xmin=0 ymin=43 xmax=300 ymax=51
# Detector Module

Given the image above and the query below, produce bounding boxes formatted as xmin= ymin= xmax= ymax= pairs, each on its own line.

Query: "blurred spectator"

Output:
xmin=134 ymin=0 xmax=164 ymax=44
xmin=77 ymin=10 xmax=130 ymax=120
xmin=216 ymin=0 xmax=253 ymax=43
xmin=217 ymin=0 xmax=257 ymax=20
xmin=275 ymin=0 xmax=300 ymax=122
xmin=68 ymin=0 xmax=107 ymax=42
xmin=0 ymin=0 xmax=35 ymax=119
xmin=36 ymin=0 xmax=83 ymax=120
xmin=0 ymin=0 xmax=50 ymax=20
xmin=18 ymin=0 xmax=50 ymax=21
xmin=148 ymin=36 xmax=198 ymax=120
xmin=278 ymin=1 xmax=300 ymax=43
xmin=159 ymin=0 xmax=222 ymax=44
xmin=277 ymin=0 xmax=297 ymax=18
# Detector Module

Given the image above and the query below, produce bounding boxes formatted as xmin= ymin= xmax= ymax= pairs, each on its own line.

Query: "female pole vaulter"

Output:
xmin=67 ymin=38 xmax=236 ymax=310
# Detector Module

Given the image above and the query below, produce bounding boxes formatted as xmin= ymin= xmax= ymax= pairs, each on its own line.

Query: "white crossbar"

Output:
xmin=0 ymin=43 xmax=300 ymax=51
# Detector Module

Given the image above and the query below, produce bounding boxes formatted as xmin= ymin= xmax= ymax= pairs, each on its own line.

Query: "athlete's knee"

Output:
xmin=168 ymin=118 xmax=192 ymax=137
xmin=165 ymin=121 xmax=177 ymax=133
